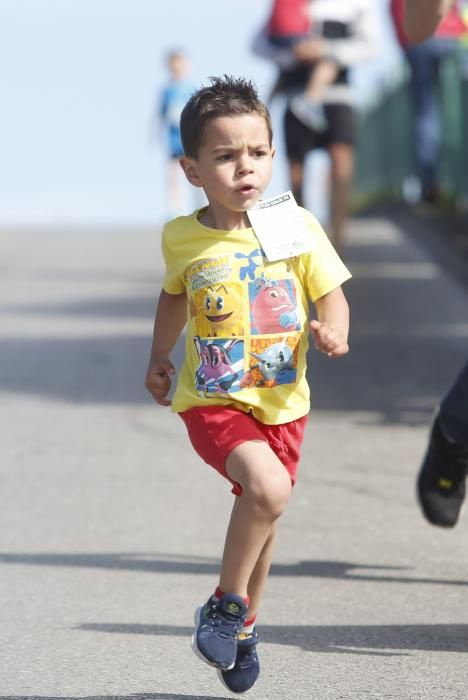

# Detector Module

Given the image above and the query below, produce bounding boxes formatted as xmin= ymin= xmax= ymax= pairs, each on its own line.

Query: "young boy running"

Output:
xmin=145 ymin=75 xmax=351 ymax=694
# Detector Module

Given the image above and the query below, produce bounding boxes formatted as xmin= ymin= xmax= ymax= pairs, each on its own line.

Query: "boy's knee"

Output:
xmin=245 ymin=469 xmax=292 ymax=519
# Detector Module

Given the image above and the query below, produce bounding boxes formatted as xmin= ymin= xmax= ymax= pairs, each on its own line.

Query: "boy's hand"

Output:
xmin=145 ymin=356 xmax=176 ymax=406
xmin=309 ymin=320 xmax=349 ymax=358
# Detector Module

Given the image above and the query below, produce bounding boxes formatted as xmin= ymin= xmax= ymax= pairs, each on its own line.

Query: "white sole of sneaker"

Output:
xmin=191 ymin=604 xmax=236 ymax=671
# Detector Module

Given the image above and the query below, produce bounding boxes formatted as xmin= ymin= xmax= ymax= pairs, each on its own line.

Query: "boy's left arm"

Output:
xmin=310 ymin=286 xmax=349 ymax=358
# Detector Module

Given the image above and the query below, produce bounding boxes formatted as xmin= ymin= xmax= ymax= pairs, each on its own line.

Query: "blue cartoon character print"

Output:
xmin=240 ymin=335 xmax=298 ymax=389
xmin=194 ymin=336 xmax=244 ymax=393
xmin=249 ymin=275 xmax=300 ymax=335
xmin=250 ymin=341 xmax=295 ymax=385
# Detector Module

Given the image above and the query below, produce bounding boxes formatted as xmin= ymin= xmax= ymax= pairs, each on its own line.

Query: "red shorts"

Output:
xmin=179 ymin=405 xmax=308 ymax=496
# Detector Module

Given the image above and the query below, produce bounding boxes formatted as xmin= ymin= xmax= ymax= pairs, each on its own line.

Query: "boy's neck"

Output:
xmin=199 ymin=206 xmax=251 ymax=231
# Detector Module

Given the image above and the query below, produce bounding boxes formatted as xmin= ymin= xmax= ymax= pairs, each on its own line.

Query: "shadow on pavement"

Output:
xmin=75 ymin=621 xmax=468 ymax=656
xmin=3 ymin=296 xmax=158 ymax=319
xmin=0 ymin=552 xmax=466 ymax=587
xmin=0 ymin=695 xmax=226 ymax=700
xmin=0 ymin=334 xmax=186 ymax=407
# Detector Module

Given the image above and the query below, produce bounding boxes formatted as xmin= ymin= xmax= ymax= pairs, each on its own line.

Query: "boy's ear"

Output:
xmin=179 ymin=156 xmax=204 ymax=188
xmin=271 ymin=147 xmax=276 ymax=159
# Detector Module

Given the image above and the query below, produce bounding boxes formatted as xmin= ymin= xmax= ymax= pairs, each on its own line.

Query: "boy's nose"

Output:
xmin=236 ymin=155 xmax=254 ymax=175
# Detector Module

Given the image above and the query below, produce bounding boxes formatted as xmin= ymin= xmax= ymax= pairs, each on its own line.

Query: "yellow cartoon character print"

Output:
xmin=193 ymin=283 xmax=244 ymax=337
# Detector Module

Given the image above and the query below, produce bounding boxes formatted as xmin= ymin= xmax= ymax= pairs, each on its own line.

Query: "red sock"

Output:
xmin=214 ymin=586 xmax=225 ymax=600
xmin=214 ymin=586 xmax=249 ymax=605
xmin=242 ymin=615 xmax=257 ymax=634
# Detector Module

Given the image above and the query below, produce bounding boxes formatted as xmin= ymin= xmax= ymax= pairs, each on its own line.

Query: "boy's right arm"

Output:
xmin=145 ymin=289 xmax=187 ymax=406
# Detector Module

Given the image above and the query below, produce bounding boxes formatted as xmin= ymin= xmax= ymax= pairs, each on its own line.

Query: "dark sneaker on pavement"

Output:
xmin=417 ymin=416 xmax=468 ymax=527
xmin=192 ymin=593 xmax=247 ymax=670
xmin=218 ymin=627 xmax=260 ymax=694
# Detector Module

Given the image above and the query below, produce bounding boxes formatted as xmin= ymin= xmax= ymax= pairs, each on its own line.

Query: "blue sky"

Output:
xmin=0 ymin=0 xmax=401 ymax=226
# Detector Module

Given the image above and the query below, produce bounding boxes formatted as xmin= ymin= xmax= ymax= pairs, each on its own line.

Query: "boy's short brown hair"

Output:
xmin=180 ymin=75 xmax=273 ymax=158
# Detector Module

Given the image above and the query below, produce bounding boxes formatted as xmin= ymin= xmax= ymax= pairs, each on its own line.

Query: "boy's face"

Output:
xmin=181 ymin=113 xmax=274 ymax=217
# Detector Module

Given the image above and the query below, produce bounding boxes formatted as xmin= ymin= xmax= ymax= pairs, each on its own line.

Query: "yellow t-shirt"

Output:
xmin=162 ymin=206 xmax=351 ymax=425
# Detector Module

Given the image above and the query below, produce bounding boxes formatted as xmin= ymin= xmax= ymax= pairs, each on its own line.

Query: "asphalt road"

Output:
xmin=1 ymin=209 xmax=467 ymax=700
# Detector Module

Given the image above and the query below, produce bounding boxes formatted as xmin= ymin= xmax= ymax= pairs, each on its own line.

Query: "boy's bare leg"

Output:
xmin=246 ymin=523 xmax=277 ymax=618
xmin=219 ymin=441 xmax=292 ymax=601
xmin=290 ymin=62 xmax=335 ymax=132
xmin=304 ymin=59 xmax=338 ymax=101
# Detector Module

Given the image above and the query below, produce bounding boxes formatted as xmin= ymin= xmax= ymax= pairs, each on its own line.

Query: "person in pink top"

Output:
xmin=253 ymin=0 xmax=377 ymax=256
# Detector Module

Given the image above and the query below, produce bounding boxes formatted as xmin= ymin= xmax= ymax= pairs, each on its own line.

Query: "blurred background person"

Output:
xmin=398 ymin=0 xmax=468 ymax=529
xmin=266 ymin=0 xmax=340 ymax=131
xmin=157 ymin=49 xmax=195 ymax=218
xmin=390 ymin=0 xmax=468 ymax=205
xmin=253 ymin=0 xmax=378 ymax=255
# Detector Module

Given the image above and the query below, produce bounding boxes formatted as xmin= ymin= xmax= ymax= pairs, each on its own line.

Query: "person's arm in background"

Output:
xmin=293 ymin=0 xmax=378 ymax=70
xmin=251 ymin=26 xmax=298 ymax=69
xmin=404 ymin=0 xmax=455 ymax=43
xmin=253 ymin=0 xmax=379 ymax=77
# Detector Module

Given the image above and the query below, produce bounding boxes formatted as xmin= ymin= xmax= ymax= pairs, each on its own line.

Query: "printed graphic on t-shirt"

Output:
xmin=192 ymin=282 xmax=244 ymax=337
xmin=235 ymin=249 xmax=264 ymax=281
xmin=194 ymin=336 xmax=244 ymax=394
xmin=249 ymin=275 xmax=300 ymax=334
xmin=185 ymin=256 xmax=232 ymax=291
xmin=240 ymin=335 xmax=299 ymax=389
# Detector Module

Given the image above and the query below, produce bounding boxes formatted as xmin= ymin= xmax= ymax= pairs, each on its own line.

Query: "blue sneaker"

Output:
xmin=217 ymin=628 xmax=260 ymax=694
xmin=192 ymin=593 xmax=247 ymax=670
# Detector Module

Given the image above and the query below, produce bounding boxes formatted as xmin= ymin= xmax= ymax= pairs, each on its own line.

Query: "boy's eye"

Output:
xmin=253 ymin=150 xmax=267 ymax=157
xmin=216 ymin=154 xmax=232 ymax=161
